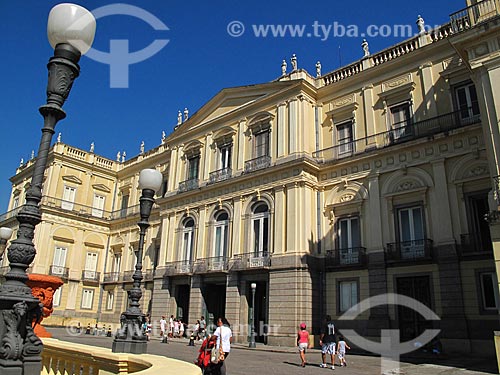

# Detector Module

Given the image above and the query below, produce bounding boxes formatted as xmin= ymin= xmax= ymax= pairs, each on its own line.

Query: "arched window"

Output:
xmin=182 ymin=218 xmax=195 ymax=262
xmin=251 ymin=202 xmax=269 ymax=255
xmin=214 ymin=211 xmax=229 ymax=258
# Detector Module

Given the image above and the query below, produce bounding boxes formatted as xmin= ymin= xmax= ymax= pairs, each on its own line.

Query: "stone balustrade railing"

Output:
xmin=41 ymin=338 xmax=201 ymax=375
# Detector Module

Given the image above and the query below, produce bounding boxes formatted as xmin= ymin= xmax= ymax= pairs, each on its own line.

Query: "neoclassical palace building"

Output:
xmin=1 ymin=0 xmax=500 ymax=355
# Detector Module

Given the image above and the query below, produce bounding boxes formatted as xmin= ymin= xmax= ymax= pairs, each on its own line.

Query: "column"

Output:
xmin=288 ymin=98 xmax=298 ymax=154
xmin=196 ymin=206 xmax=207 ymax=259
xmin=419 ymin=62 xmax=438 ymax=117
xmin=430 ymin=159 xmax=454 ymax=244
xmin=237 ymin=120 xmax=246 ymax=172
xmin=167 ymin=147 xmax=178 ymax=192
xmin=202 ymin=133 xmax=212 ymax=182
xmin=362 ymin=84 xmax=377 ymax=138
xmin=189 ymin=275 xmax=204 ymax=325
xmin=273 ymin=186 xmax=286 ymax=254
xmin=225 ymin=273 xmax=241 ymax=338
xmin=286 ymin=182 xmax=300 ymax=253
xmin=276 ymin=102 xmax=287 ymax=158
xmin=231 ymin=197 xmax=243 ymax=256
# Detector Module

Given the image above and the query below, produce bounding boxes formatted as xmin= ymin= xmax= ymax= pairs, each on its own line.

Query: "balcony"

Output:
xmin=325 ymin=247 xmax=367 ymax=270
xmin=42 ymin=196 xmax=112 ymax=220
xmin=230 ymin=252 xmax=271 ymax=271
xmin=163 ymin=260 xmax=193 ymax=276
xmin=194 ymin=256 xmax=229 ymax=273
xmin=178 ymin=178 xmax=199 ymax=193
xmin=209 ymin=168 xmax=232 ymax=184
xmin=103 ymin=272 xmax=121 ymax=283
xmin=0 ymin=206 xmax=22 ymax=223
xmin=450 ymin=0 xmax=499 ymax=33
xmin=49 ymin=265 xmax=69 ymax=279
xmin=385 ymin=239 xmax=433 ymax=263
xmin=81 ymin=270 xmax=100 ymax=284
xmin=313 ymin=109 xmax=480 ymax=163
xmin=458 ymin=233 xmax=493 ymax=258
xmin=245 ymin=156 xmax=271 ymax=173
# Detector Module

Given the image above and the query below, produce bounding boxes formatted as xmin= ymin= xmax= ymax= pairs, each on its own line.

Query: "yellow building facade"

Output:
xmin=1 ymin=0 xmax=500 ymax=355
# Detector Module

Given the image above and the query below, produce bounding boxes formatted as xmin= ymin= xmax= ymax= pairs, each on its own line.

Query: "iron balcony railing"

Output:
xmin=230 ymin=252 xmax=271 ymax=270
xmin=458 ymin=233 xmax=493 ymax=256
xmin=49 ymin=265 xmax=69 ymax=279
xmin=81 ymin=270 xmax=100 ymax=283
xmin=178 ymin=178 xmax=199 ymax=192
xmin=103 ymin=272 xmax=121 ymax=283
xmin=450 ymin=0 xmax=499 ymax=33
xmin=42 ymin=196 xmax=112 ymax=219
xmin=194 ymin=256 xmax=229 ymax=273
xmin=385 ymin=239 xmax=433 ymax=262
xmin=313 ymin=109 xmax=480 ymax=162
xmin=163 ymin=260 xmax=193 ymax=275
xmin=209 ymin=168 xmax=232 ymax=184
xmin=325 ymin=247 xmax=367 ymax=269
xmin=245 ymin=156 xmax=271 ymax=173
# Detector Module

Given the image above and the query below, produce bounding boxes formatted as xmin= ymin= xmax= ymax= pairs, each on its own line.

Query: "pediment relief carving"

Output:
xmin=463 ymin=165 xmax=489 ymax=179
xmin=380 ymin=73 xmax=415 ymax=97
xmin=394 ymin=179 xmax=422 ymax=193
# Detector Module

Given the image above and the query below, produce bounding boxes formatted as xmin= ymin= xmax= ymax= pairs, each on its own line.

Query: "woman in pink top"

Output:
xmin=297 ymin=322 xmax=310 ymax=367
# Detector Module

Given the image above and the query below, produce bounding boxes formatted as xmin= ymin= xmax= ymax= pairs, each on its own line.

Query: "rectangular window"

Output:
xmin=390 ymin=102 xmax=412 ymax=140
xmin=84 ymin=252 xmax=98 ymax=279
xmin=53 ymin=287 xmax=62 ymax=307
xmin=187 ymin=156 xmax=200 ymax=180
xmin=252 ymin=215 xmax=269 ymax=255
xmin=112 ymin=253 xmax=121 ymax=273
xmin=183 ymin=230 xmax=194 ymax=261
xmin=465 ymin=192 xmax=492 ymax=252
xmin=337 ymin=217 xmax=361 ymax=264
xmin=220 ymin=145 xmax=232 ymax=169
xmin=480 ymin=272 xmax=499 ymax=311
xmin=81 ymin=289 xmax=94 ymax=309
xmin=92 ymin=194 xmax=105 ymax=218
xmin=52 ymin=246 xmax=67 ymax=275
xmin=455 ymin=82 xmax=480 ymax=123
xmin=397 ymin=206 xmax=425 ymax=259
xmin=62 ymin=186 xmax=76 ymax=210
xmin=120 ymin=194 xmax=129 ymax=218
xmin=12 ymin=196 xmax=19 ymax=209
xmin=106 ymin=291 xmax=114 ymax=310
xmin=337 ymin=121 xmax=354 ymax=155
xmin=339 ymin=280 xmax=359 ymax=313
xmin=254 ymin=131 xmax=270 ymax=158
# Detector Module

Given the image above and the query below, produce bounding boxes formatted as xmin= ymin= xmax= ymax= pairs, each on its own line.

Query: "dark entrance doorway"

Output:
xmin=203 ymin=284 xmax=226 ymax=328
xmin=248 ymin=281 xmax=268 ymax=344
xmin=176 ymin=285 xmax=190 ymax=322
xmin=396 ymin=276 xmax=432 ymax=341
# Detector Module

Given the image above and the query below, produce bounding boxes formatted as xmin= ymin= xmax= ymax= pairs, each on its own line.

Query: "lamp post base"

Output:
xmin=112 ymin=339 xmax=147 ymax=355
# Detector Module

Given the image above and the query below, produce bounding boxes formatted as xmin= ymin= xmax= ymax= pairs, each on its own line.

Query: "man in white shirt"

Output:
xmin=159 ymin=316 xmax=167 ymax=337
xmin=213 ymin=317 xmax=232 ymax=375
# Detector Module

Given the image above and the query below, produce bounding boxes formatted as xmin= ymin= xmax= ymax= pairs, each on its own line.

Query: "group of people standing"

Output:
xmin=297 ymin=315 xmax=350 ymax=369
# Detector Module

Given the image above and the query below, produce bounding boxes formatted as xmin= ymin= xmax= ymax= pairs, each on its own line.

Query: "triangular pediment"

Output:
xmin=92 ymin=183 xmax=111 ymax=193
xmin=172 ymin=81 xmax=300 ymax=135
xmin=61 ymin=175 xmax=82 ymax=185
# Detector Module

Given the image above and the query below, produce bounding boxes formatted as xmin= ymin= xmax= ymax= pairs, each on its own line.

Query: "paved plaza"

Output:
xmin=47 ymin=327 xmax=497 ymax=375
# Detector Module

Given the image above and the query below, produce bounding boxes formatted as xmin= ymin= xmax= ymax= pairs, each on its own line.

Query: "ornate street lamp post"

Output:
xmin=249 ymin=282 xmax=257 ymax=348
xmin=113 ymin=169 xmax=162 ymax=354
xmin=0 ymin=227 xmax=13 ymax=262
xmin=0 ymin=4 xmax=95 ymax=373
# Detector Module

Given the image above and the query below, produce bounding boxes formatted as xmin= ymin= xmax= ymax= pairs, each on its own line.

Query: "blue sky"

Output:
xmin=0 ymin=0 xmax=458 ymax=211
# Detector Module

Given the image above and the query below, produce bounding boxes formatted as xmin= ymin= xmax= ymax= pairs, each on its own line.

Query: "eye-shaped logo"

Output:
xmin=339 ymin=293 xmax=441 ymax=373
xmin=85 ymin=4 xmax=170 ymax=88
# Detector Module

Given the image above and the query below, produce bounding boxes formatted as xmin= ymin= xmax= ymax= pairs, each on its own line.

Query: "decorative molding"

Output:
xmin=92 ymin=183 xmax=111 ymax=193
xmin=53 ymin=236 xmax=74 ymax=244
xmin=380 ymin=73 xmax=415 ymax=97
xmin=394 ymin=179 xmax=422 ymax=193
xmin=84 ymin=241 xmax=104 ymax=249
xmin=333 ymin=94 xmax=355 ymax=108
xmin=61 ymin=175 xmax=82 ymax=185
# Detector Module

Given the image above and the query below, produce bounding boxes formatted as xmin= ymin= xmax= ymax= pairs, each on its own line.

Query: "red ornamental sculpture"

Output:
xmin=26 ymin=274 xmax=64 ymax=338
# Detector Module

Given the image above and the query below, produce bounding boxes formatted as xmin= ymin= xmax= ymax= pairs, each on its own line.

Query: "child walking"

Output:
xmin=337 ymin=335 xmax=351 ymax=367
xmin=297 ymin=323 xmax=309 ymax=367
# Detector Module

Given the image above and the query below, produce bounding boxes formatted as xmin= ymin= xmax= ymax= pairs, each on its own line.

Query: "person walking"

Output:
xmin=337 ymin=335 xmax=351 ymax=367
xmin=297 ymin=322 xmax=309 ymax=367
xmin=319 ymin=315 xmax=336 ymax=369
xmin=212 ymin=317 xmax=232 ymax=375
xmin=159 ymin=316 xmax=167 ymax=337
xmin=169 ymin=315 xmax=174 ymax=338
xmin=199 ymin=315 xmax=206 ymax=339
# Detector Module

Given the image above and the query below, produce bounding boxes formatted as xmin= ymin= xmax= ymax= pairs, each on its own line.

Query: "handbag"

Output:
xmin=210 ymin=329 xmax=226 ymax=364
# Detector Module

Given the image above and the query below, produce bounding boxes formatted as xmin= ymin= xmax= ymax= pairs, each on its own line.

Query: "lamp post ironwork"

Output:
xmin=0 ymin=4 xmax=95 ymax=373
xmin=112 ymin=169 xmax=162 ymax=354
xmin=249 ymin=282 xmax=257 ymax=348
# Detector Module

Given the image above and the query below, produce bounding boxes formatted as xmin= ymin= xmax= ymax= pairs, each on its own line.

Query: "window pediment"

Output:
xmin=92 ymin=183 xmax=111 ymax=193
xmin=183 ymin=140 xmax=203 ymax=158
xmin=380 ymin=73 xmax=416 ymax=99
xmin=62 ymin=175 xmax=82 ymax=185
xmin=248 ymin=113 xmax=273 ymax=134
